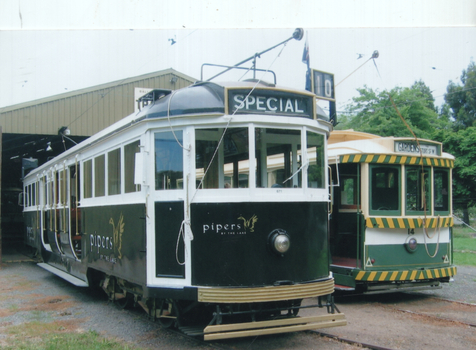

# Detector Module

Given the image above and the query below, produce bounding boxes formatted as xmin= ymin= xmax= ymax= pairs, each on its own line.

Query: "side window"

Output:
xmin=83 ymin=160 xmax=93 ymax=199
xmin=155 ymin=131 xmax=184 ymax=190
xmin=124 ymin=140 xmax=141 ymax=193
xmin=370 ymin=165 xmax=400 ymax=214
xmin=405 ymin=166 xmax=430 ymax=214
xmin=434 ymin=168 xmax=450 ymax=213
xmin=340 ymin=176 xmax=358 ymax=208
xmin=31 ymin=183 xmax=36 ymax=207
xmin=108 ymin=148 xmax=121 ymax=195
xmin=94 ymin=155 xmax=105 ymax=197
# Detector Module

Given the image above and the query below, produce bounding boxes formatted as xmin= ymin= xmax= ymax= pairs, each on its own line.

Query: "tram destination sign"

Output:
xmin=394 ymin=141 xmax=440 ymax=156
xmin=311 ymin=69 xmax=335 ymax=101
xmin=227 ymin=88 xmax=314 ymax=119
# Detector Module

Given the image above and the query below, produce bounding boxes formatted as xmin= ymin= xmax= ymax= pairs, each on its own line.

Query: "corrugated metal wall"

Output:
xmin=0 ymin=69 xmax=195 ymax=137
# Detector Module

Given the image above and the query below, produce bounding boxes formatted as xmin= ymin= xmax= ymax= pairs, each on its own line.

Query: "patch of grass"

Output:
xmin=453 ymin=252 xmax=476 ymax=267
xmin=3 ymin=322 xmax=140 ymax=350
xmin=453 ymin=237 xmax=476 ymax=251
xmin=453 ymin=226 xmax=476 ymax=267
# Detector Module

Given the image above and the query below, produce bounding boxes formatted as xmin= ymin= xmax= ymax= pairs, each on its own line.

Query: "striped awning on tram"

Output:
xmin=366 ymin=216 xmax=453 ymax=229
xmin=340 ymin=154 xmax=454 ymax=168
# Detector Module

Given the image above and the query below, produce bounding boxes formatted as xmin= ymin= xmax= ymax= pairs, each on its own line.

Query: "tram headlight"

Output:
xmin=405 ymin=236 xmax=418 ymax=253
xmin=269 ymin=229 xmax=291 ymax=256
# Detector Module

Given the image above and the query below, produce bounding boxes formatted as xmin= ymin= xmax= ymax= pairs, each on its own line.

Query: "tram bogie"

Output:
xmin=328 ymin=130 xmax=457 ymax=294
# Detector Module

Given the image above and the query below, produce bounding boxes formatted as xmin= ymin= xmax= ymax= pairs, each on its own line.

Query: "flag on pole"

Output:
xmin=302 ymin=35 xmax=311 ymax=92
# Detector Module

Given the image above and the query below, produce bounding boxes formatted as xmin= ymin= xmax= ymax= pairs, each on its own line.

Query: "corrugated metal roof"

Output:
xmin=0 ymin=68 xmax=196 ymax=113
xmin=0 ymin=68 xmax=196 ymax=136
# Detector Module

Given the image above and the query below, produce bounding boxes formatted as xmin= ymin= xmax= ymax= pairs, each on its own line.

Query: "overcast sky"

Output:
xmin=1 ymin=0 xmax=475 ymax=115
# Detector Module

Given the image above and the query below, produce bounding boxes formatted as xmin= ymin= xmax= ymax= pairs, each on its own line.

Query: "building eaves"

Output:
xmin=0 ymin=68 xmax=196 ymax=113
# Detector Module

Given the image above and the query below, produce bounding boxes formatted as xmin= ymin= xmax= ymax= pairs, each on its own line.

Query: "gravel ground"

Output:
xmin=0 ymin=261 xmax=214 ymax=349
xmin=0 ymin=249 xmax=475 ymax=349
xmin=411 ymin=265 xmax=476 ymax=304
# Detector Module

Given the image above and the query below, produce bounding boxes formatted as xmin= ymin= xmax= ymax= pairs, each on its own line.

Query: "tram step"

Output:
xmin=37 ymin=263 xmax=89 ymax=287
xmin=203 ymin=313 xmax=347 ymax=341
xmin=178 ymin=325 xmax=205 ymax=336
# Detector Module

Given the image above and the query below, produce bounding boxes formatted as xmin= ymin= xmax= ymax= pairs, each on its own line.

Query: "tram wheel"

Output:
xmin=158 ymin=299 xmax=179 ymax=329
xmin=115 ymin=294 xmax=133 ymax=309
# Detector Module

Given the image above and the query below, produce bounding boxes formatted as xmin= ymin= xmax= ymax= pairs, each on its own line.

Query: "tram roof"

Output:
xmin=22 ymin=80 xmax=326 ymax=179
xmin=141 ymin=80 xmax=314 ymax=119
xmin=328 ymin=130 xmax=454 ymax=161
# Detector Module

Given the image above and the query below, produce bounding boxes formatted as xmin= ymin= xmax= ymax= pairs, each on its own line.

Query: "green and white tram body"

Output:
xmin=22 ymin=80 xmax=346 ymax=340
xmin=328 ymin=130 xmax=457 ymax=294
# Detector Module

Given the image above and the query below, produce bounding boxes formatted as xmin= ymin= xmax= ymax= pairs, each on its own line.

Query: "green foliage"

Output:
xmin=433 ymin=127 xmax=476 ymax=209
xmin=338 ymin=80 xmax=449 ymax=138
xmin=445 ymin=61 xmax=476 ymax=130
xmin=433 ymin=61 xmax=476 ymax=218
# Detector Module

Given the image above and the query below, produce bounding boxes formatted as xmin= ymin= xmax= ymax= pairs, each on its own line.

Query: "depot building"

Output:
xmin=0 ymin=69 xmax=195 ymax=252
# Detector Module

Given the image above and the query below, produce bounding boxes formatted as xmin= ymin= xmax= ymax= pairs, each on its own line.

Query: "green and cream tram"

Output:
xmin=328 ymin=130 xmax=457 ymax=293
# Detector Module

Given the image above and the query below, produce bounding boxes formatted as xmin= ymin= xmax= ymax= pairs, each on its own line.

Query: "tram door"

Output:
xmin=330 ymin=163 xmax=362 ymax=267
xmin=45 ymin=169 xmax=62 ymax=255
xmin=57 ymin=166 xmax=78 ymax=259
xmin=69 ymin=164 xmax=81 ymax=258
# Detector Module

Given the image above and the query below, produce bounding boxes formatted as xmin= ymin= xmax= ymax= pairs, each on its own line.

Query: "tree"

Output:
xmin=433 ymin=127 xmax=476 ymax=224
xmin=338 ymin=81 xmax=448 ymax=138
xmin=445 ymin=61 xmax=476 ymax=130
xmin=436 ymin=61 xmax=476 ymax=223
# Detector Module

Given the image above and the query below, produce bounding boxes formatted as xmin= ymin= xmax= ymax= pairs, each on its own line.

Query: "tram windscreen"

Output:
xmin=194 ymin=127 xmax=325 ymax=189
xmin=371 ymin=166 xmax=400 ymax=211
xmin=405 ymin=166 xmax=430 ymax=213
xmin=196 ymin=128 xmax=249 ymax=189
xmin=255 ymin=128 xmax=301 ymax=188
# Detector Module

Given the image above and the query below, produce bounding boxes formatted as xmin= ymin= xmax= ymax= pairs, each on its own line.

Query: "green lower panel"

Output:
xmin=333 ymin=273 xmax=357 ymax=288
xmin=365 ymin=243 xmax=451 ymax=269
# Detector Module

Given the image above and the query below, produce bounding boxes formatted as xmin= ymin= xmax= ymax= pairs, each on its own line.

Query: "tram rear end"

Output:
xmin=328 ymin=130 xmax=457 ymax=294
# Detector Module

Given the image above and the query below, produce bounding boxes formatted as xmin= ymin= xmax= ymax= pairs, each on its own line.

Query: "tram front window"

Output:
xmin=155 ymin=131 xmax=184 ymax=190
xmin=370 ymin=166 xmax=400 ymax=213
xmin=255 ymin=128 xmax=302 ymax=188
xmin=405 ymin=166 xmax=430 ymax=214
xmin=195 ymin=127 xmax=324 ymax=189
xmin=196 ymin=128 xmax=249 ymax=189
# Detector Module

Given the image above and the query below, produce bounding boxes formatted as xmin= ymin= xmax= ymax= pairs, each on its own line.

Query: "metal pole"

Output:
xmin=206 ymin=28 xmax=304 ymax=81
